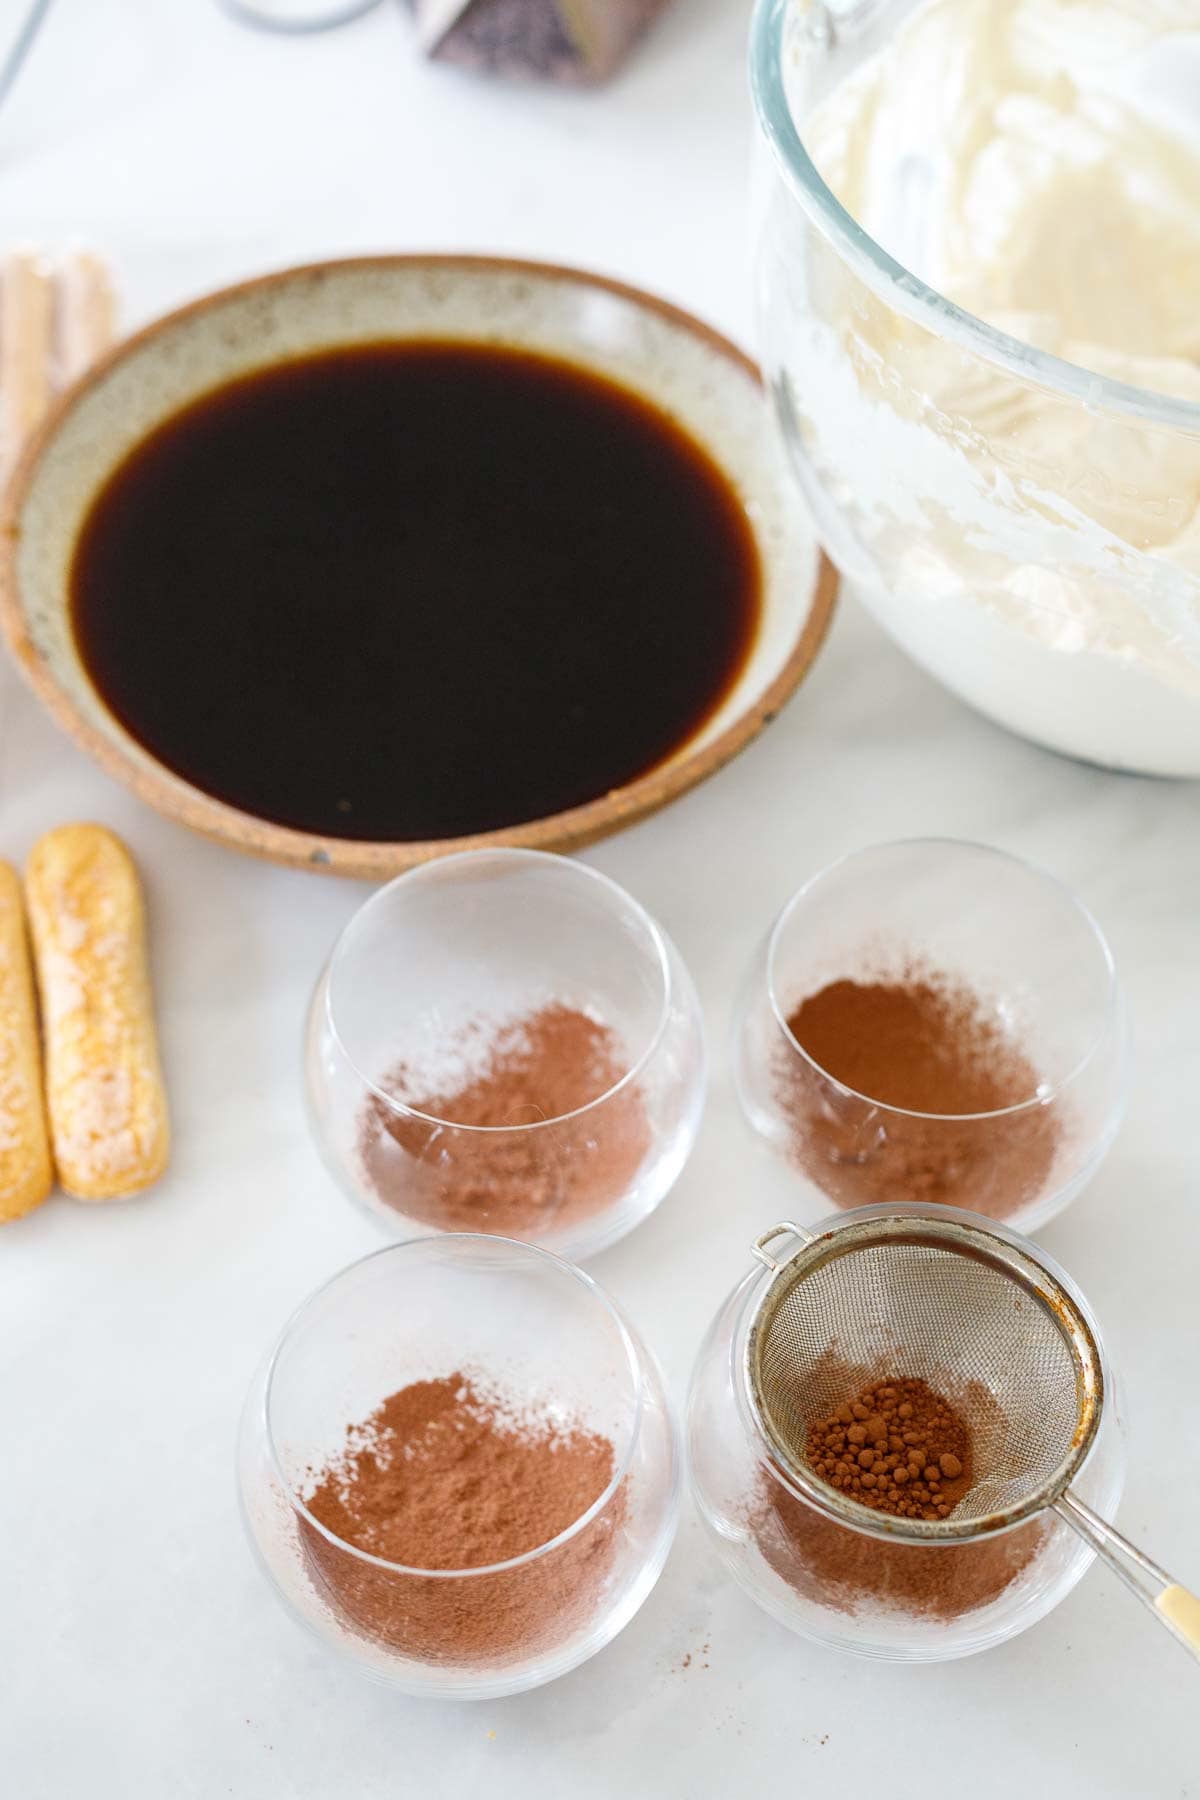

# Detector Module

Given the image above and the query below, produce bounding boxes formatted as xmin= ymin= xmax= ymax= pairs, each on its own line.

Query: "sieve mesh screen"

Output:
xmin=750 ymin=1237 xmax=1087 ymax=1526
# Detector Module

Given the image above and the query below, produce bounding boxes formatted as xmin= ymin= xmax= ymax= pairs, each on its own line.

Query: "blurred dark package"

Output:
xmin=409 ymin=0 xmax=674 ymax=83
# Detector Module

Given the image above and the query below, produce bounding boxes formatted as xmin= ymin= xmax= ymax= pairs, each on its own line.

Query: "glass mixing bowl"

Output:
xmin=304 ymin=849 xmax=706 ymax=1260
xmin=238 ymin=1235 xmax=680 ymax=1699
xmin=687 ymin=1204 xmax=1126 ymax=1661
xmin=750 ymin=0 xmax=1200 ymax=776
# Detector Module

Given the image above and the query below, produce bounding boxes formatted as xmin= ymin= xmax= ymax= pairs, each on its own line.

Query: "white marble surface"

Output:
xmin=1 ymin=2 xmax=1197 ymax=1794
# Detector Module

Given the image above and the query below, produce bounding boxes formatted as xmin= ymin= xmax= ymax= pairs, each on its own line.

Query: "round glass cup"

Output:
xmin=238 ymin=1235 xmax=681 ymax=1699
xmin=750 ymin=0 xmax=1200 ymax=776
xmin=304 ymin=849 xmax=706 ymax=1260
xmin=733 ymin=839 xmax=1129 ymax=1232
xmin=687 ymin=1203 xmax=1127 ymax=1662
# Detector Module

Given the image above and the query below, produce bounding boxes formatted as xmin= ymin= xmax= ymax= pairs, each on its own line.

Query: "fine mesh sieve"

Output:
xmin=744 ymin=1209 xmax=1200 ymax=1661
xmin=747 ymin=1212 xmax=1098 ymax=1537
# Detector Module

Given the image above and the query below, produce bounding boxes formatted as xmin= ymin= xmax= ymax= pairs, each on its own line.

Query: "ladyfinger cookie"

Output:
xmin=0 ymin=860 xmax=53 ymax=1221
xmin=26 ymin=824 xmax=169 ymax=1200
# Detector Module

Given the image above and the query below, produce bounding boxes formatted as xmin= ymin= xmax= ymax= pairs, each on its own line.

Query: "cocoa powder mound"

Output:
xmin=358 ymin=1003 xmax=650 ymax=1236
xmin=299 ymin=1372 xmax=625 ymax=1665
xmin=779 ymin=968 xmax=1060 ymax=1218
xmin=753 ymin=1370 xmax=1044 ymax=1622
xmin=805 ymin=1377 xmax=972 ymax=1521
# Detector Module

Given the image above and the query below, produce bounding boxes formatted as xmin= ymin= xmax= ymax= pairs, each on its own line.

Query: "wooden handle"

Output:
xmin=1157 ymin=1585 xmax=1200 ymax=1659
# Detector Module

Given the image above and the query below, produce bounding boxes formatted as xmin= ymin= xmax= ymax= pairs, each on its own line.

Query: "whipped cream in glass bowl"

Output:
xmin=751 ymin=0 xmax=1200 ymax=774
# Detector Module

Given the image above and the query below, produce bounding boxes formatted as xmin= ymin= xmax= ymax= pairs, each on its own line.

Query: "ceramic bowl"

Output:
xmin=0 ymin=255 xmax=835 ymax=879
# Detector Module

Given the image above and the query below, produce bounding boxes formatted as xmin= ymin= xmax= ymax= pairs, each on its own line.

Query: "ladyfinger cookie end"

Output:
xmin=25 ymin=824 xmax=169 ymax=1202
xmin=0 ymin=860 xmax=53 ymax=1221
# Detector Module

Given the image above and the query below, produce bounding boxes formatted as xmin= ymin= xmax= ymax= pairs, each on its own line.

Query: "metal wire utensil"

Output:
xmin=745 ymin=1209 xmax=1200 ymax=1663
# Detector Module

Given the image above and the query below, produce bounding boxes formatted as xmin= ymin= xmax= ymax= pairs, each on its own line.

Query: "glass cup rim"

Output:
xmin=262 ymin=1233 xmax=647 ymax=1579
xmin=729 ymin=1200 xmax=1112 ymax=1544
xmin=322 ymin=846 xmax=675 ymax=1134
xmin=765 ymin=835 xmax=1123 ymax=1122
xmin=748 ymin=0 xmax=1200 ymax=435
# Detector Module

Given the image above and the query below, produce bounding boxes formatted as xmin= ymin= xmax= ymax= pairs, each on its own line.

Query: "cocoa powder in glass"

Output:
xmin=298 ymin=1372 xmax=625 ymax=1665
xmin=779 ymin=967 xmax=1060 ymax=1218
xmin=358 ymin=1003 xmax=650 ymax=1236
xmin=753 ymin=1369 xmax=1044 ymax=1622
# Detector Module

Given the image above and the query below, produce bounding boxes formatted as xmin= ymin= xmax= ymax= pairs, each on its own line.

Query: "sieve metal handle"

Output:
xmin=751 ymin=1221 xmax=815 ymax=1273
xmin=1055 ymin=1490 xmax=1200 ymax=1665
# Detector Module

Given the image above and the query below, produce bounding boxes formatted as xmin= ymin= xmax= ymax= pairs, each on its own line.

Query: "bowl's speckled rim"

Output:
xmin=0 ymin=254 xmax=837 ymax=880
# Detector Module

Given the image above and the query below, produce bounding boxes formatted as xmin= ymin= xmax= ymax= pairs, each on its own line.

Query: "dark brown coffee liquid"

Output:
xmin=71 ymin=341 xmax=761 ymax=841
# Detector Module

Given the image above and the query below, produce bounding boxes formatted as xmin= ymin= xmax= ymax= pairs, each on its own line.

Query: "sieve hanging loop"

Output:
xmin=1054 ymin=1491 xmax=1200 ymax=1664
xmin=741 ymin=1205 xmax=1200 ymax=1664
xmin=751 ymin=1220 xmax=815 ymax=1273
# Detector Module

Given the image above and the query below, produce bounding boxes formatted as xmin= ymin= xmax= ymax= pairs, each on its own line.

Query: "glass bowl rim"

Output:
xmin=765 ymin=835 xmax=1124 ymax=1121
xmin=749 ymin=0 xmax=1200 ymax=435
xmin=322 ymin=846 xmax=676 ymax=1133
xmin=261 ymin=1233 xmax=647 ymax=1579
xmin=727 ymin=1201 xmax=1114 ymax=1543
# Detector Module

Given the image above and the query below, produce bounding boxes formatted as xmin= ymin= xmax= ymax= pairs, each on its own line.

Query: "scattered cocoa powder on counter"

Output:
xmin=299 ymin=1372 xmax=625 ymax=1665
xmin=779 ymin=967 xmax=1060 ymax=1218
xmin=358 ymin=1003 xmax=650 ymax=1236
xmin=753 ymin=1368 xmax=1044 ymax=1621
